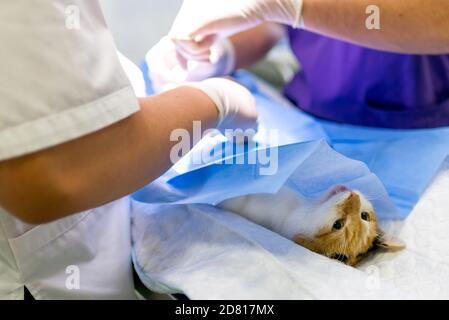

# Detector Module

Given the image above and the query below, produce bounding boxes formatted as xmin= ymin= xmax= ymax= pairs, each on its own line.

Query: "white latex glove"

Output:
xmin=146 ymin=36 xmax=236 ymax=93
xmin=184 ymin=78 xmax=259 ymax=134
xmin=169 ymin=0 xmax=304 ymax=60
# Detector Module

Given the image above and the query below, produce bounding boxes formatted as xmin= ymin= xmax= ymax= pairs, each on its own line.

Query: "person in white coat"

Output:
xmin=0 ymin=1 xmax=258 ymax=299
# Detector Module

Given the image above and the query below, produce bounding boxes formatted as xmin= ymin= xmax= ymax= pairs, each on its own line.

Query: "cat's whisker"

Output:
xmin=360 ymin=194 xmax=380 ymax=201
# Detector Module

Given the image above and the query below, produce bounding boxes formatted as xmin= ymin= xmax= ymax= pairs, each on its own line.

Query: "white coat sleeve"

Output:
xmin=0 ymin=0 xmax=140 ymax=161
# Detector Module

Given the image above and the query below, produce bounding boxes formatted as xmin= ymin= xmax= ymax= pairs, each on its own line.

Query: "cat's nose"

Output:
xmin=348 ymin=192 xmax=360 ymax=200
xmin=346 ymin=192 xmax=361 ymax=215
xmin=329 ymin=185 xmax=349 ymax=196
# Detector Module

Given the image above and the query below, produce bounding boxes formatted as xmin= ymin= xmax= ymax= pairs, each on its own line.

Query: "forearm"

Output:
xmin=0 ymin=87 xmax=218 ymax=224
xmin=302 ymin=0 xmax=449 ymax=54
xmin=230 ymin=23 xmax=286 ymax=70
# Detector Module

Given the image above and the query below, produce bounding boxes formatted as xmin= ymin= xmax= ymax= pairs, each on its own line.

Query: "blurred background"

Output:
xmin=99 ymin=0 xmax=298 ymax=89
xmin=100 ymin=0 xmax=183 ymax=64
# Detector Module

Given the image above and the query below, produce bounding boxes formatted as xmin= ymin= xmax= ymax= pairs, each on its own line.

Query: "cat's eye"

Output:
xmin=361 ymin=211 xmax=370 ymax=221
xmin=332 ymin=219 xmax=345 ymax=230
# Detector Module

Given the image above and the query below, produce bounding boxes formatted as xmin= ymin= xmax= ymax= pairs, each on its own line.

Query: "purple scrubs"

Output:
xmin=284 ymin=29 xmax=449 ymax=128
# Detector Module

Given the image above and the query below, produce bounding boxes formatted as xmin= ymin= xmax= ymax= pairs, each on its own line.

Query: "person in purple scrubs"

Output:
xmin=285 ymin=28 xmax=449 ymax=129
xmin=149 ymin=0 xmax=449 ymax=129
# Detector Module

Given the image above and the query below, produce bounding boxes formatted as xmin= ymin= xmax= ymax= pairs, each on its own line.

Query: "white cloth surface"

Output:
xmin=357 ymin=158 xmax=449 ymax=299
xmin=132 ymin=160 xmax=449 ymax=299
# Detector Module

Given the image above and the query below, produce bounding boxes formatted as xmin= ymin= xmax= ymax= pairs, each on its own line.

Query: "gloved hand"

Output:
xmin=183 ymin=77 xmax=259 ymax=134
xmin=146 ymin=36 xmax=236 ymax=93
xmin=169 ymin=0 xmax=304 ymax=60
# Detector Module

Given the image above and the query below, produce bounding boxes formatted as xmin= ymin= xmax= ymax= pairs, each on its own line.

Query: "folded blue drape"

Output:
xmin=135 ymin=64 xmax=449 ymax=218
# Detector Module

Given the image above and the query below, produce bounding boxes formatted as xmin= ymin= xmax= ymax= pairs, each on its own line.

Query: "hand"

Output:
xmin=169 ymin=0 xmax=303 ymax=60
xmin=146 ymin=36 xmax=236 ymax=93
xmin=184 ymin=78 xmax=259 ymax=133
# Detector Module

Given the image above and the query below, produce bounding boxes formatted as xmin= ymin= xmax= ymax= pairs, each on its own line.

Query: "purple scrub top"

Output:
xmin=284 ymin=29 xmax=449 ymax=129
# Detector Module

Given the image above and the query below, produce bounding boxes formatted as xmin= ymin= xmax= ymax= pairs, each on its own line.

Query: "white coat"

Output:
xmin=0 ymin=0 xmax=141 ymax=299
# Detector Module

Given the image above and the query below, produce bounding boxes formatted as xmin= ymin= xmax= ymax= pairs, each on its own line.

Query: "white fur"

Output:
xmin=218 ymin=186 xmax=374 ymax=240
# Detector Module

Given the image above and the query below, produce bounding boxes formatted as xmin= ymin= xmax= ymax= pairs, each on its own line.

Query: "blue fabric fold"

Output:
xmin=136 ymin=64 xmax=449 ymax=218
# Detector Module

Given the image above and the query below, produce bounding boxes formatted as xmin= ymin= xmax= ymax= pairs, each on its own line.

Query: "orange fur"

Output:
xmin=293 ymin=192 xmax=380 ymax=266
xmin=221 ymin=184 xmax=405 ymax=267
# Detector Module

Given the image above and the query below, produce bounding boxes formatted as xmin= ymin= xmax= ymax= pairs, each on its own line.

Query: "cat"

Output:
xmin=218 ymin=185 xmax=405 ymax=266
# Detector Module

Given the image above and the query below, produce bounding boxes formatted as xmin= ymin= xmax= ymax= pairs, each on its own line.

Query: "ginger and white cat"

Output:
xmin=219 ymin=185 xmax=405 ymax=266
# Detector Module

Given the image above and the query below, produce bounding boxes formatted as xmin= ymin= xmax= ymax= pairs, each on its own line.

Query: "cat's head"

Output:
xmin=293 ymin=185 xmax=405 ymax=266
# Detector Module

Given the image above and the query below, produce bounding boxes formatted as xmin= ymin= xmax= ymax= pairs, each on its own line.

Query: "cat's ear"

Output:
xmin=375 ymin=230 xmax=406 ymax=251
xmin=292 ymin=234 xmax=316 ymax=252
